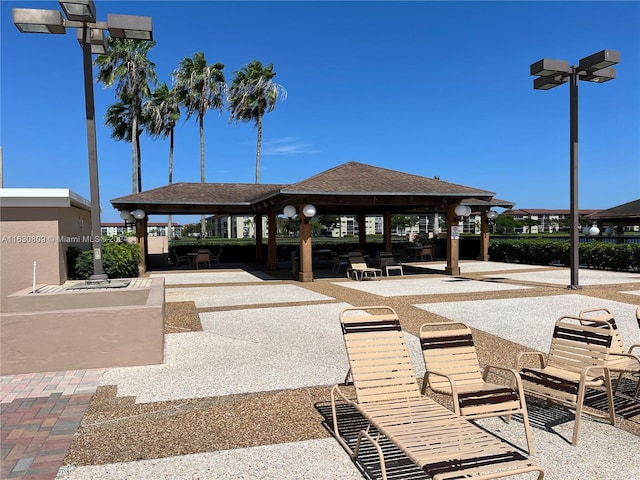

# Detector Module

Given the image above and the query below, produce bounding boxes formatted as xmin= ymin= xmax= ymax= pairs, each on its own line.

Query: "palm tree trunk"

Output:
xmin=168 ymin=127 xmax=174 ymax=241
xmin=255 ymin=117 xmax=262 ymax=184
xmin=200 ymin=114 xmax=206 ymax=238
xmin=131 ymin=116 xmax=138 ymax=193
xmin=137 ymin=136 xmax=142 ymax=193
xmin=169 ymin=128 xmax=174 ymax=184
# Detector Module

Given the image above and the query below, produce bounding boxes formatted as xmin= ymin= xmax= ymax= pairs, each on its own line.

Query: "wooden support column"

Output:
xmin=298 ymin=206 xmax=314 ymax=282
xmin=444 ymin=205 xmax=460 ymax=275
xmin=136 ymin=216 xmax=148 ymax=274
xmin=479 ymin=207 xmax=490 ymax=261
xmin=255 ymin=214 xmax=264 ymax=265
xmin=267 ymin=211 xmax=277 ymax=270
xmin=383 ymin=211 xmax=392 ymax=252
xmin=357 ymin=213 xmax=367 ymax=251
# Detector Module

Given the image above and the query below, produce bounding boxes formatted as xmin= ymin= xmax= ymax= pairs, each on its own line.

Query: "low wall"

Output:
xmin=0 ymin=277 xmax=165 ymax=375
xmin=4 ymin=282 xmax=150 ymax=313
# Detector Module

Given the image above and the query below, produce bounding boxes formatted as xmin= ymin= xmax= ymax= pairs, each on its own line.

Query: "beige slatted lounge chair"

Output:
xmin=578 ymin=308 xmax=640 ymax=397
xmin=331 ymin=306 xmax=544 ymax=480
xmin=346 ymin=252 xmax=382 ymax=280
xmin=419 ymin=322 xmax=534 ymax=454
xmin=516 ymin=315 xmax=616 ymax=446
xmin=378 ymin=252 xmax=403 ymax=276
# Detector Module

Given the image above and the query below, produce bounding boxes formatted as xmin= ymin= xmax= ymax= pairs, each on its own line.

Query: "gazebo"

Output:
xmin=111 ymin=162 xmax=514 ymax=281
xmin=587 ymin=198 xmax=640 ymax=240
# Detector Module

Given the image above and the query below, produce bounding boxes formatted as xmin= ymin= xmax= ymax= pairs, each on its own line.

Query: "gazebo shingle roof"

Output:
xmin=110 ymin=161 xmax=505 ymax=216
xmin=587 ymin=198 xmax=640 ymax=222
xmin=283 ymin=162 xmax=495 ymax=196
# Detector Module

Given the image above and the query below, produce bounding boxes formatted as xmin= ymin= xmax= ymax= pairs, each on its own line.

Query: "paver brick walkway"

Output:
xmin=1 ymin=370 xmax=105 ymax=480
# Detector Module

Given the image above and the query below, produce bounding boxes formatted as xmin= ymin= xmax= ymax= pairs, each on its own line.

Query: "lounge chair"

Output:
xmin=516 ymin=315 xmax=616 ymax=446
xmin=378 ymin=252 xmax=403 ymax=276
xmin=420 ymin=321 xmax=534 ymax=454
xmin=346 ymin=252 xmax=382 ymax=280
xmin=578 ymin=308 xmax=640 ymax=397
xmin=331 ymin=306 xmax=544 ymax=480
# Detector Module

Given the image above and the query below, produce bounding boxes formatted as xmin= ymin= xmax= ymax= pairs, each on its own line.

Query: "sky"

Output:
xmin=1 ymin=1 xmax=639 ymax=224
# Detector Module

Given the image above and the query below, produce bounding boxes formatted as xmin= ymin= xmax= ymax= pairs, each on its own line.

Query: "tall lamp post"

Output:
xmin=530 ymin=50 xmax=619 ymax=289
xmin=13 ymin=1 xmax=152 ymax=281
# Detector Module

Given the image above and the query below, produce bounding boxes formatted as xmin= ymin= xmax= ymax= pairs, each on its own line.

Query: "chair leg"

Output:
xmin=515 ymin=384 xmax=535 ymax=454
xmin=572 ymin=382 xmax=587 ymax=446
xmin=604 ymin=369 xmax=616 ymax=427
xmin=521 ymin=402 xmax=535 ymax=454
xmin=613 ymin=372 xmax=624 ymax=393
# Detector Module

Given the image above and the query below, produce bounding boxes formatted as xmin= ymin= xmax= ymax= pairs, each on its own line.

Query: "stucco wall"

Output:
xmin=0 ymin=277 xmax=165 ymax=375
xmin=0 ymin=206 xmax=91 ymax=311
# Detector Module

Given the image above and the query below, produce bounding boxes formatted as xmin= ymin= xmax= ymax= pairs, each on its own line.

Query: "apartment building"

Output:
xmin=502 ymin=209 xmax=600 ymax=233
xmin=101 ymin=222 xmax=183 ymax=237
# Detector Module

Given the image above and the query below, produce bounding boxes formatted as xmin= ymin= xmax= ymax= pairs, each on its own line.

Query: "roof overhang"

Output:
xmin=109 ymin=162 xmax=514 ymax=217
xmin=0 ymin=188 xmax=91 ymax=210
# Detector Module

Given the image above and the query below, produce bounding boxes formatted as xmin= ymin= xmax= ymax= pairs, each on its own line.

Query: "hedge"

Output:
xmin=489 ymin=239 xmax=640 ymax=272
xmin=67 ymin=242 xmax=141 ymax=280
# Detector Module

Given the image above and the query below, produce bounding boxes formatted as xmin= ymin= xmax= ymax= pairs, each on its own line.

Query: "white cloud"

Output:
xmin=262 ymin=137 xmax=321 ymax=156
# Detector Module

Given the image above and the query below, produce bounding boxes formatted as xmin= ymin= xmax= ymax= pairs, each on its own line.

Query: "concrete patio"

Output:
xmin=2 ymin=262 xmax=639 ymax=479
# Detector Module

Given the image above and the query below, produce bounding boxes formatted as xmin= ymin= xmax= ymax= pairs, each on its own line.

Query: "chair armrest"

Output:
xmin=579 ymin=365 xmax=611 ymax=384
xmin=421 ymin=369 xmax=457 ymax=396
xmin=483 ymin=364 xmax=523 ymax=387
xmin=516 ymin=351 xmax=546 ymax=371
xmin=609 ymin=352 xmax=640 ymax=368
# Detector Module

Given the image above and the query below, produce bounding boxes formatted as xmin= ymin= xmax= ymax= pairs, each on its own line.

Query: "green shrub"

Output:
xmin=489 ymin=239 xmax=639 ymax=271
xmin=67 ymin=242 xmax=141 ymax=279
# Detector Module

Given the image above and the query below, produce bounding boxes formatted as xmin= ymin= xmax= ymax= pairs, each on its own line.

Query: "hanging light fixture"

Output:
xmin=302 ymin=204 xmax=316 ymax=218
xmin=283 ymin=205 xmax=296 ymax=218
xmin=487 ymin=210 xmax=498 ymax=220
xmin=589 ymin=225 xmax=600 ymax=236
xmin=454 ymin=204 xmax=471 ymax=217
xmin=131 ymin=209 xmax=146 ymax=220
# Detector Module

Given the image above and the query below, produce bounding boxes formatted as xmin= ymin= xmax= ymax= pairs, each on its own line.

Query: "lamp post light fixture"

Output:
xmin=530 ymin=50 xmax=619 ymax=289
xmin=13 ymin=1 xmax=153 ymax=281
xmin=283 ymin=204 xmax=297 ymax=219
xmin=302 ymin=204 xmax=316 ymax=218
xmin=454 ymin=204 xmax=471 ymax=218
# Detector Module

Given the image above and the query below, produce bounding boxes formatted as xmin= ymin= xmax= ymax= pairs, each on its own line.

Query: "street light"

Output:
xmin=13 ymin=1 xmax=152 ymax=281
xmin=530 ymin=50 xmax=619 ymax=289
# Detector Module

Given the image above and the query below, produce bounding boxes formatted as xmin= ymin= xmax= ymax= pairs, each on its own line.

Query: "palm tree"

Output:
xmin=144 ymin=82 xmax=181 ymax=238
xmin=104 ymin=95 xmax=144 ymax=191
xmin=228 ymin=60 xmax=287 ymax=184
xmin=172 ymin=52 xmax=225 ymax=237
xmin=95 ymin=38 xmax=157 ymax=193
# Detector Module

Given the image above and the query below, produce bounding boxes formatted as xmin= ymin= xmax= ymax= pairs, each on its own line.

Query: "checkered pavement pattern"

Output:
xmin=1 ymin=369 xmax=105 ymax=479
